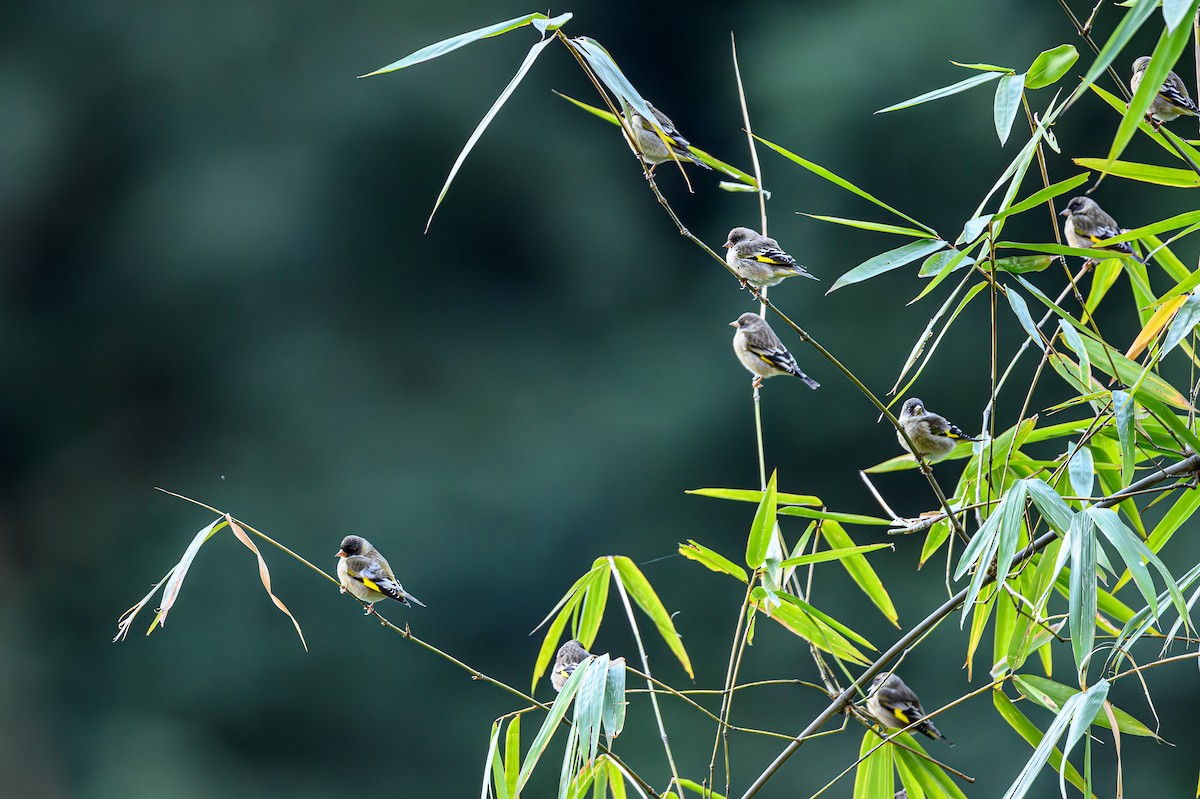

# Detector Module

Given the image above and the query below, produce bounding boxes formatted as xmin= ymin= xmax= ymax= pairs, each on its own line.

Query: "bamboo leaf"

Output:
xmin=778 ymin=543 xmax=894 ymax=568
xmin=1025 ymin=45 xmax=1079 ymax=89
xmin=1007 ymin=288 xmax=1048 ymax=352
xmin=679 ymin=540 xmax=749 ymax=583
xmin=361 ymin=12 xmax=552 ymax=76
xmin=746 ymin=471 xmax=778 ymax=569
xmin=1113 ymin=391 xmax=1136 ymax=484
xmin=516 ymin=656 xmax=591 ymax=794
xmin=828 ymin=239 xmax=948 ymax=294
xmin=994 ymin=73 xmax=1026 ymax=145
xmin=800 ymin=214 xmax=934 ymax=238
xmin=1001 ymin=689 xmax=1085 ymax=798
xmin=776 ymin=506 xmax=892 ymax=526
xmin=1163 ymin=293 xmax=1200 ymax=355
xmin=602 ymin=657 xmax=626 ymax=745
xmin=148 ymin=517 xmax=227 ymax=633
xmin=1164 ymin=0 xmax=1197 ymax=29
xmin=425 ymin=38 xmax=554 ymax=231
xmin=227 ymin=519 xmax=308 ymax=651
xmin=852 ymin=729 xmax=894 ymax=799
xmin=576 ymin=565 xmax=611 ymax=646
xmin=876 ymin=71 xmax=1004 ymax=113
xmin=992 ymin=689 xmax=1090 ymax=795
xmin=822 ymin=520 xmax=898 ymax=624
xmin=611 ymin=556 xmax=693 ymax=678
xmin=686 ymin=486 xmax=819 ymax=506
xmin=1071 ymin=158 xmax=1200 ymax=187
xmin=1067 ymin=0 xmax=1158 ymax=109
xmin=1068 ymin=514 xmax=1098 ymax=671
xmin=993 ymin=172 xmax=1090 ymax=221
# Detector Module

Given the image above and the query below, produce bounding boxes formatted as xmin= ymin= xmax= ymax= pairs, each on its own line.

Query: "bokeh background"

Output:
xmin=6 ymin=0 xmax=1200 ymax=795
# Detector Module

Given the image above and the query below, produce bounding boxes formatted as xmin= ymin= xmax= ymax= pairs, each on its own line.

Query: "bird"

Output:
xmin=624 ymin=101 xmax=710 ymax=175
xmin=730 ymin=312 xmax=819 ymax=390
xmin=723 ymin=227 xmax=818 ymax=291
xmin=895 ymin=791 xmax=908 ymax=799
xmin=866 ymin=673 xmax=953 ymax=746
xmin=896 ymin=397 xmax=977 ymax=463
xmin=1060 ymin=196 xmax=1142 ymax=262
xmin=551 ymin=639 xmax=592 ymax=692
xmin=335 ymin=535 xmax=425 ymax=614
xmin=1130 ymin=56 xmax=1199 ymax=124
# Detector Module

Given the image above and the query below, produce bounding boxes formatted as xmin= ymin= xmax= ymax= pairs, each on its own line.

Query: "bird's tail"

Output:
xmin=401 ymin=589 xmax=427 ymax=608
xmin=793 ymin=371 xmax=820 ymax=390
xmin=918 ymin=720 xmax=954 ymax=746
xmin=686 ymin=151 xmax=712 ymax=170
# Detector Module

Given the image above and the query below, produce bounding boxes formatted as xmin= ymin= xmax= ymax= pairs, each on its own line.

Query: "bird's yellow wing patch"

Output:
xmin=753 ymin=254 xmax=785 ymax=264
xmin=360 ymin=577 xmax=383 ymax=593
xmin=894 ymin=708 xmax=910 ymax=724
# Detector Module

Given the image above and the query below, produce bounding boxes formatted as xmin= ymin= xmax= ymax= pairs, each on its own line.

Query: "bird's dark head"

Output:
xmin=337 ymin=535 xmax=368 ymax=558
xmin=1062 ymin=196 xmax=1093 ymax=217
xmin=900 ymin=398 xmax=925 ymax=418
xmin=724 ymin=227 xmax=756 ymax=249
xmin=869 ymin=674 xmax=888 ymax=692
xmin=729 ymin=311 xmax=762 ymax=330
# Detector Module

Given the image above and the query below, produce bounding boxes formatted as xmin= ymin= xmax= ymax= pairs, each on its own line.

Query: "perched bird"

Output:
xmin=867 ymin=673 xmax=953 ymax=745
xmin=895 ymin=791 xmax=908 ymax=799
xmin=1060 ymin=196 xmax=1142 ymax=262
xmin=335 ymin=535 xmax=425 ymax=614
xmin=624 ymin=101 xmax=710 ymax=175
xmin=1130 ymin=55 xmax=1199 ymax=124
xmin=897 ymin=397 xmax=977 ymax=462
xmin=723 ymin=227 xmax=818 ymax=290
xmin=551 ymin=639 xmax=592 ymax=692
xmin=730 ymin=312 xmax=819 ymax=390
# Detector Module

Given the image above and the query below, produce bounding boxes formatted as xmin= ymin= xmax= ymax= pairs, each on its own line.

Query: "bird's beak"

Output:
xmin=336 ymin=549 xmax=347 ymax=558
xmin=1059 ymin=208 xmax=1070 ymax=217
xmin=723 ymin=240 xmax=733 ymax=248
xmin=729 ymin=320 xmax=739 ymax=328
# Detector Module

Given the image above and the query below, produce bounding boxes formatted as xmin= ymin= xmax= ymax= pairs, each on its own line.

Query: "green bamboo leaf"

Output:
xmin=1014 ymin=675 xmax=1156 ymax=737
xmin=483 ymin=720 xmax=507 ymax=799
xmin=1089 ymin=506 xmax=1188 ymax=622
xmin=576 ymin=565 xmax=611 ymax=646
xmin=567 ymin=38 xmax=656 ymax=131
xmin=1088 ymin=82 xmax=1200 ymax=165
xmin=677 ymin=780 xmax=725 ymax=798
xmin=992 ymin=689 xmax=1091 ymax=795
xmin=1066 ymin=442 xmax=1095 ymax=499
xmin=999 ymin=240 xmax=1128 ymax=260
xmin=1112 ymin=391 xmax=1136 ymax=484
xmin=994 ymin=73 xmax=1026 ymax=145
xmin=531 ymin=564 xmax=600 ymax=692
xmin=993 ymin=255 xmax=1054 ymax=274
xmin=1101 ymin=14 xmax=1198 ymax=178
xmin=852 ymin=729 xmax=894 ymax=799
xmin=752 ymin=588 xmax=873 ymax=663
xmin=778 ymin=543 xmax=893 ymax=569
xmin=896 ymin=279 xmax=987 ymax=398
xmin=1007 ymin=288 xmax=1048 ymax=352
xmin=800 ymin=214 xmax=934 ymax=238
xmin=828 ymin=239 xmax=947 ymax=294
xmin=686 ymin=486 xmax=819 ymax=506
xmin=1002 ymin=688 xmax=1086 ymax=799
xmin=1068 ymin=514 xmax=1097 ymax=670
xmin=876 ymin=71 xmax=1004 ymax=114
xmin=361 ymin=12 xmax=551 ymax=76
xmin=1098 ymin=209 xmax=1200 ymax=246
xmin=574 ymin=653 xmax=609 ymax=765
xmin=1163 ymin=293 xmax=1200 ymax=355
xmin=1071 ymin=157 xmax=1200 ymax=187
xmin=531 ymin=12 xmax=572 ymax=33
xmin=892 ymin=735 xmax=969 ymax=799
xmin=993 ymin=172 xmax=1090 ymax=221
xmin=1059 ymin=319 xmax=1091 ymax=385
xmin=504 ymin=715 xmax=521 ymax=798
xmin=917 ymin=248 xmax=975 ymax=277
xmin=602 ymin=657 xmax=626 ymax=746
xmin=1025 ymin=45 xmax=1079 ymax=89
xmin=958 ymin=213 xmax=993 ymax=246
xmin=1027 ymin=478 xmax=1075 ymax=536
xmin=1164 ymin=0 xmax=1197 ymax=29
xmin=516 ymin=656 xmax=590 ymax=795
xmin=425 ymin=37 xmax=554 ymax=231
xmin=746 ymin=471 xmax=778 ymax=569
xmin=1138 ymin=394 xmax=1200 ymax=453
xmin=1067 ymin=0 xmax=1158 ymax=108
xmin=776 ymin=506 xmax=892 ymax=526
xmin=952 ymin=60 xmax=1015 ymax=72
xmin=822 ymin=520 xmax=898 ymax=624
xmin=679 ymin=540 xmax=749 ymax=583
xmin=611 ymin=556 xmax=693 ymax=678
xmin=1146 ymin=485 xmax=1200 ymax=554
xmin=755 ymin=134 xmax=935 ymax=233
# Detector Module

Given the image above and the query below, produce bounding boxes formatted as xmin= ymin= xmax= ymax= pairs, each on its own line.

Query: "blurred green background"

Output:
xmin=6 ymin=0 xmax=1200 ymax=796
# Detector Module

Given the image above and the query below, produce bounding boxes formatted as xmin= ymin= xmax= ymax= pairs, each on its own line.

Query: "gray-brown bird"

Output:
xmin=550 ymin=639 xmax=592 ymax=692
xmin=1061 ymin=196 xmax=1142 ymax=262
xmin=625 ymin=101 xmax=710 ymax=175
xmin=723 ymin=227 xmax=817 ymax=290
xmin=867 ymin=673 xmax=953 ymax=745
xmin=335 ymin=535 xmax=425 ymax=614
xmin=730 ymin=312 xmax=819 ymax=390
xmin=1130 ymin=55 xmax=1199 ymax=124
xmin=897 ymin=397 xmax=977 ymax=462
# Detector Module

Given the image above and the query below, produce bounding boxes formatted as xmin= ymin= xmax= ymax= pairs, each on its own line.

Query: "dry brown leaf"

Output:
xmin=228 ymin=516 xmax=309 ymax=651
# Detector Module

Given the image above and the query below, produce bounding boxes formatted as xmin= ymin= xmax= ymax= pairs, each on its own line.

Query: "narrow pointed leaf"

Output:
xmin=611 ymin=556 xmax=693 ymax=677
xmin=679 ymin=540 xmax=749 ymax=583
xmin=993 ymin=172 xmax=1090 ymax=221
xmin=686 ymin=486 xmax=819 ymax=506
xmin=1066 ymin=443 xmax=1095 ymax=499
xmin=1007 ymin=289 xmax=1047 ymax=351
xmin=1068 ymin=514 xmax=1097 ymax=670
xmin=1067 ymin=0 xmax=1158 ymax=108
xmin=1113 ymin=391 xmax=1136 ymax=484
xmin=822 ymin=521 xmax=898 ymax=624
xmin=994 ymin=73 xmax=1026 ymax=145
xmin=516 ymin=657 xmax=590 ymax=794
xmin=149 ymin=517 xmax=227 ymax=632
xmin=504 ymin=715 xmax=521 ymax=798
xmin=777 ymin=506 xmax=891 ymax=526
xmin=852 ymin=730 xmax=894 ymax=799
xmin=993 ymin=689 xmax=1090 ymax=795
xmin=1164 ymin=0 xmax=1196 ymax=29
xmin=228 ymin=520 xmax=307 ymax=651
xmin=1071 ymin=158 xmax=1200 ymax=187
xmin=778 ymin=543 xmax=893 ymax=568
xmin=800 ymin=214 xmax=934 ymax=238
xmin=602 ymin=657 xmax=626 ymax=745
xmin=576 ymin=566 xmax=611 ymax=646
xmin=1001 ymin=690 xmax=1084 ymax=799
xmin=425 ymin=38 xmax=553 ymax=231
xmin=876 ymin=71 xmax=1004 ymax=114
xmin=1163 ymin=293 xmax=1200 ymax=355
xmin=828 ymin=239 xmax=947 ymax=293
xmin=746 ymin=471 xmax=778 ymax=569
xmin=361 ymin=12 xmax=549 ymax=76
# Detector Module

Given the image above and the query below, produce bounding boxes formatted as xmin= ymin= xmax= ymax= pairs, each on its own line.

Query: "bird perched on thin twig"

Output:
xmin=897 ymin=397 xmax=977 ymax=463
xmin=867 ymin=673 xmax=953 ymax=745
xmin=1130 ymin=55 xmax=1199 ymax=125
xmin=624 ymin=101 xmax=710 ymax=175
xmin=335 ymin=535 xmax=425 ymax=614
xmin=550 ymin=639 xmax=592 ymax=692
xmin=723 ymin=227 xmax=818 ymax=291
xmin=730 ymin=312 xmax=819 ymax=390
xmin=1061 ymin=196 xmax=1143 ymax=262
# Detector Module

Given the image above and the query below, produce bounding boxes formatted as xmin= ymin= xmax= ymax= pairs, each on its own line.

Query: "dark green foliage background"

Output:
xmin=5 ymin=0 xmax=1200 ymax=796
